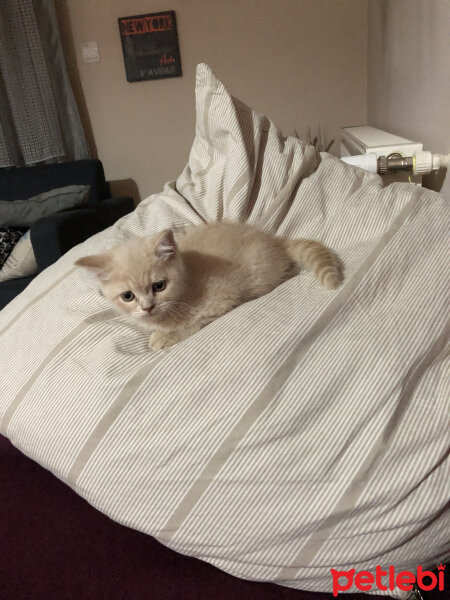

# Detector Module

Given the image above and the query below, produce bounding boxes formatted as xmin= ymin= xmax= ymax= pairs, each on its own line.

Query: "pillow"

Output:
xmin=0 ymin=225 xmax=27 ymax=269
xmin=175 ymin=66 xmax=319 ymax=225
xmin=0 ymin=64 xmax=448 ymax=596
xmin=0 ymin=184 xmax=90 ymax=227
xmin=0 ymin=230 xmax=37 ymax=282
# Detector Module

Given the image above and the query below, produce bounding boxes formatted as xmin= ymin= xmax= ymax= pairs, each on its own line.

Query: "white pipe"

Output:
xmin=340 ymin=153 xmax=378 ymax=173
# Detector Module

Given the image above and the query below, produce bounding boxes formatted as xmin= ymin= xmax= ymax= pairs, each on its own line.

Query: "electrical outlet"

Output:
xmin=81 ymin=42 xmax=100 ymax=63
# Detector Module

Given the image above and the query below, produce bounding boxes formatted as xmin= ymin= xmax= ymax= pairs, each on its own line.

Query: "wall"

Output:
xmin=56 ymin=0 xmax=368 ymax=203
xmin=368 ymin=0 xmax=450 ymax=196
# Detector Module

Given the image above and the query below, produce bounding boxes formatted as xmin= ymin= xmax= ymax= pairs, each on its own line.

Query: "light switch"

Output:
xmin=81 ymin=42 xmax=100 ymax=63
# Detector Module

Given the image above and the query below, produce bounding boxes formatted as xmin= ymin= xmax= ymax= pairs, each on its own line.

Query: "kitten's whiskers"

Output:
xmin=154 ymin=300 xmax=193 ymax=325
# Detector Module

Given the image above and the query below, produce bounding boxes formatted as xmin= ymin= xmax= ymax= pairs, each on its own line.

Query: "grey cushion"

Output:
xmin=0 ymin=184 xmax=90 ymax=227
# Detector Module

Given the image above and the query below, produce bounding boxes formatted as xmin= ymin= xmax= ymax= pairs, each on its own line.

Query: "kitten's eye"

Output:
xmin=120 ymin=291 xmax=135 ymax=302
xmin=152 ymin=280 xmax=166 ymax=293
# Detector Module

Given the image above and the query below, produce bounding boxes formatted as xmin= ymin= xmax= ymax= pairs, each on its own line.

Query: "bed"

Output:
xmin=0 ymin=64 xmax=448 ymax=598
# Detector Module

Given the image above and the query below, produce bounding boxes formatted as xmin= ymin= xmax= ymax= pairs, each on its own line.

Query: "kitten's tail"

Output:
xmin=284 ymin=239 xmax=343 ymax=290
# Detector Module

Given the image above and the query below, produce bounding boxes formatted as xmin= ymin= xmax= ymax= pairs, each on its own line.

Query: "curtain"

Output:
xmin=0 ymin=0 xmax=89 ymax=167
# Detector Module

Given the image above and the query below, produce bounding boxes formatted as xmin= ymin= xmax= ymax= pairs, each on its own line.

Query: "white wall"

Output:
xmin=368 ymin=0 xmax=450 ymax=196
xmin=57 ymin=0 xmax=368 ymax=203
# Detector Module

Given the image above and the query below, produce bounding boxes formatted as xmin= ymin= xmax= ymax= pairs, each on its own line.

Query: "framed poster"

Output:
xmin=118 ymin=11 xmax=182 ymax=82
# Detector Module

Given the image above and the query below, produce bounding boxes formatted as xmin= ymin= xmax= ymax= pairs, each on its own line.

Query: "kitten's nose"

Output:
xmin=143 ymin=305 xmax=154 ymax=313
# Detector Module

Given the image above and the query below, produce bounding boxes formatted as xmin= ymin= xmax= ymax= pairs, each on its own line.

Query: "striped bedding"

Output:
xmin=0 ymin=64 xmax=448 ymax=595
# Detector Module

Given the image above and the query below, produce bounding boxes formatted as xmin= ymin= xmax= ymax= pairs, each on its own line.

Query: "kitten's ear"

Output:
xmin=75 ymin=252 xmax=111 ymax=275
xmin=154 ymin=229 xmax=177 ymax=260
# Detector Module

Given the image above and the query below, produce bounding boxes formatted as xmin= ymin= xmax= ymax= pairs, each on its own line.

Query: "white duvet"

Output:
xmin=1 ymin=64 xmax=448 ymax=595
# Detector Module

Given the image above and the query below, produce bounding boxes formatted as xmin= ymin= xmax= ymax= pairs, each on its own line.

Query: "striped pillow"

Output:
xmin=0 ymin=64 xmax=448 ymax=595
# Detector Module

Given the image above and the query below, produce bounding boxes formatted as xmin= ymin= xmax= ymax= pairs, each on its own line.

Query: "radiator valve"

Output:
xmin=341 ymin=151 xmax=450 ymax=175
xmin=413 ymin=151 xmax=450 ymax=175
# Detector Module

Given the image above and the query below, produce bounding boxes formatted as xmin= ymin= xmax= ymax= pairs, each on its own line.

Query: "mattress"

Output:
xmin=0 ymin=64 xmax=448 ymax=595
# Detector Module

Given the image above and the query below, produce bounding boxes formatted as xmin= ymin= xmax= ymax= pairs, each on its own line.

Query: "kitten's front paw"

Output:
xmin=149 ymin=331 xmax=176 ymax=350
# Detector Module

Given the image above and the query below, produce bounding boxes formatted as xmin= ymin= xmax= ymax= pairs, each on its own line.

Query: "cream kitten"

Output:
xmin=76 ymin=221 xmax=342 ymax=350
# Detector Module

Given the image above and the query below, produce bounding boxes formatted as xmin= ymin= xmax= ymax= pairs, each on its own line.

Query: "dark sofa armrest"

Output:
xmin=30 ymin=197 xmax=135 ymax=271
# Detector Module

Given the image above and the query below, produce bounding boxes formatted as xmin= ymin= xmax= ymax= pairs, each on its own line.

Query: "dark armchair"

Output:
xmin=0 ymin=159 xmax=134 ymax=310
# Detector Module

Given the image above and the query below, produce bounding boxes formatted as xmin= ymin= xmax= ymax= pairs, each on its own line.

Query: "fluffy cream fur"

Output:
xmin=76 ymin=221 xmax=343 ymax=350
